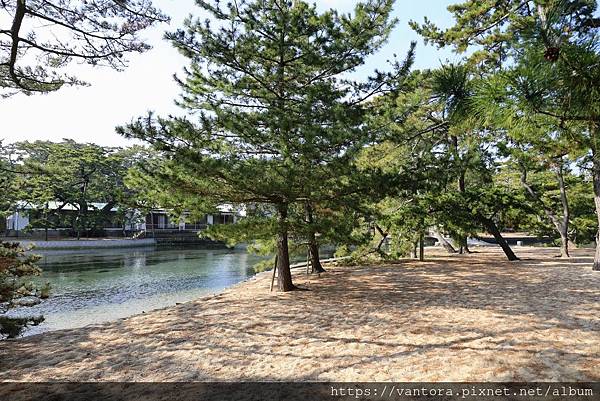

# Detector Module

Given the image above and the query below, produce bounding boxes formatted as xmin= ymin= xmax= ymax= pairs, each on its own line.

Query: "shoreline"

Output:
xmin=14 ymin=268 xmax=273 ymax=340
xmin=1 ymin=246 xmax=599 ymax=382
xmin=2 ymin=238 xmax=238 ymax=250
xmin=7 ymin=246 xmax=261 ymax=338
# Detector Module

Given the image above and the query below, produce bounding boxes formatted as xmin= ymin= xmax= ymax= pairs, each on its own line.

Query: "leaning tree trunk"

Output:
xmin=374 ymin=224 xmax=389 ymax=254
xmin=479 ymin=216 xmax=519 ymax=261
xmin=276 ymin=203 xmax=296 ymax=291
xmin=305 ymin=203 xmax=325 ymax=273
xmin=463 ymin=239 xmax=472 ymax=254
xmin=592 ymin=150 xmax=600 ymax=271
xmin=432 ymin=227 xmax=456 ymax=254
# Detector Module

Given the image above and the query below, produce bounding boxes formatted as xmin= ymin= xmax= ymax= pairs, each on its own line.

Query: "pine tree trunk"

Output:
xmin=592 ymin=151 xmax=600 ymax=271
xmin=432 ymin=227 xmax=456 ymax=253
xmin=520 ymin=162 xmax=571 ymax=258
xmin=305 ymin=202 xmax=325 ymax=273
xmin=419 ymin=231 xmax=425 ymax=261
xmin=559 ymin=232 xmax=570 ymax=259
xmin=410 ymin=240 xmax=417 ymax=259
xmin=374 ymin=224 xmax=389 ymax=253
xmin=276 ymin=203 xmax=296 ymax=291
xmin=556 ymin=164 xmax=571 ymax=258
xmin=454 ymin=152 xmax=471 ymax=255
xmin=309 ymin=240 xmax=325 ymax=273
xmin=480 ymin=216 xmax=519 ymax=261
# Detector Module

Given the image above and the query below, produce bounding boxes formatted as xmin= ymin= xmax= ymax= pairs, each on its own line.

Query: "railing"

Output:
xmin=183 ymin=223 xmax=209 ymax=231
xmin=145 ymin=223 xmax=209 ymax=231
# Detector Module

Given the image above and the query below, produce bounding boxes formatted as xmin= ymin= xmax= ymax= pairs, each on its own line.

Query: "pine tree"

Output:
xmin=495 ymin=127 xmax=579 ymax=258
xmin=121 ymin=0 xmax=406 ymax=291
xmin=413 ymin=0 xmax=600 ymax=267
xmin=365 ymin=65 xmax=521 ymax=261
xmin=1 ymin=0 xmax=168 ymax=96
xmin=409 ymin=0 xmax=598 ymax=69
xmin=0 ymin=241 xmax=45 ymax=338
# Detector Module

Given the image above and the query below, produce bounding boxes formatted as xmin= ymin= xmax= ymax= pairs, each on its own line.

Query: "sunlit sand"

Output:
xmin=1 ymin=247 xmax=598 ymax=382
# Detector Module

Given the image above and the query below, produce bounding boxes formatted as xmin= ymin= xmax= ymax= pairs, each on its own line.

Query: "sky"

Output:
xmin=0 ymin=0 xmax=459 ymax=147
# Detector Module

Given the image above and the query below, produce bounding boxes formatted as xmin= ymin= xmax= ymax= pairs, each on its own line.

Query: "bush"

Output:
xmin=0 ymin=241 xmax=47 ymax=339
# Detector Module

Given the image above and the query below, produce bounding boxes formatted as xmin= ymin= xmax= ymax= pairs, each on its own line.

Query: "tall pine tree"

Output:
xmin=121 ymin=0 xmax=407 ymax=291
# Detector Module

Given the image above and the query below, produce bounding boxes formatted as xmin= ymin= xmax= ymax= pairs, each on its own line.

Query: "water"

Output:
xmin=8 ymin=246 xmax=264 ymax=337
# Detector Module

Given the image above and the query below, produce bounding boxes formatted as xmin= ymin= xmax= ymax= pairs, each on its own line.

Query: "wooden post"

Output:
xmin=269 ymin=255 xmax=278 ymax=292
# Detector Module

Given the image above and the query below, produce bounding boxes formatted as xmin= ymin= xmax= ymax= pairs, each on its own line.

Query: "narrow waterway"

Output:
xmin=9 ymin=246 xmax=264 ymax=337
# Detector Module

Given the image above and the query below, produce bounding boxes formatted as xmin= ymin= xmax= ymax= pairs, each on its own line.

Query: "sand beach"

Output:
xmin=1 ymin=247 xmax=598 ymax=382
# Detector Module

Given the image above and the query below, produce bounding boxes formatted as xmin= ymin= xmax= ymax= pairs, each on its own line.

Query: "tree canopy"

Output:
xmin=120 ymin=0 xmax=415 ymax=291
xmin=0 ymin=0 xmax=168 ymax=96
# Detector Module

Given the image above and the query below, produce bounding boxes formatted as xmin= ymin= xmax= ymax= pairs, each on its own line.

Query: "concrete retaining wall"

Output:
xmin=16 ymin=238 xmax=157 ymax=250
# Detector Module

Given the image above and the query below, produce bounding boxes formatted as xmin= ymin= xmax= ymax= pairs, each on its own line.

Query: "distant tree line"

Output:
xmin=0 ymin=140 xmax=156 ymax=239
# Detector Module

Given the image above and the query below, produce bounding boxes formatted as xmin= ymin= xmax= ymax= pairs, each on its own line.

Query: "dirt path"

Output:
xmin=1 ymin=247 xmax=599 ymax=381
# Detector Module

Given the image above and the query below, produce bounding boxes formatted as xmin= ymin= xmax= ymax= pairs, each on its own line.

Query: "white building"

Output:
xmin=4 ymin=202 xmax=246 ymax=238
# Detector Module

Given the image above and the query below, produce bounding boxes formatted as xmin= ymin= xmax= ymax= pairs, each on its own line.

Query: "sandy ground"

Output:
xmin=0 ymin=246 xmax=599 ymax=382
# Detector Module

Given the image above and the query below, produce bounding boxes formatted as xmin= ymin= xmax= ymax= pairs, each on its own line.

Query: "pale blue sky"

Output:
xmin=0 ymin=0 xmax=458 ymax=147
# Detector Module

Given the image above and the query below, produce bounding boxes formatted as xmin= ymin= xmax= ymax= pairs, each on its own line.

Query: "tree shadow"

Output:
xmin=1 ymin=246 xmax=598 ymax=382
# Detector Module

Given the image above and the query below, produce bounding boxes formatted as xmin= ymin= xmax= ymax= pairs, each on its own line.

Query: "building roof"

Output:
xmin=150 ymin=204 xmax=246 ymax=217
xmin=16 ymin=201 xmax=118 ymax=212
xmin=15 ymin=201 xmax=246 ymax=216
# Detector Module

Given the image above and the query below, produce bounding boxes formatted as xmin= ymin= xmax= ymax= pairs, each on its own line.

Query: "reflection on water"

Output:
xmin=9 ymin=246 xmax=263 ymax=336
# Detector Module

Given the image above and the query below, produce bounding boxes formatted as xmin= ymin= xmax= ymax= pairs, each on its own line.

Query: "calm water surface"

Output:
xmin=10 ymin=246 xmax=263 ymax=336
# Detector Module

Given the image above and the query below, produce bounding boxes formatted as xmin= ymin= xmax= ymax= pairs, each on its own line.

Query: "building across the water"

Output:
xmin=141 ymin=205 xmax=241 ymax=238
xmin=4 ymin=202 xmax=244 ymax=240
